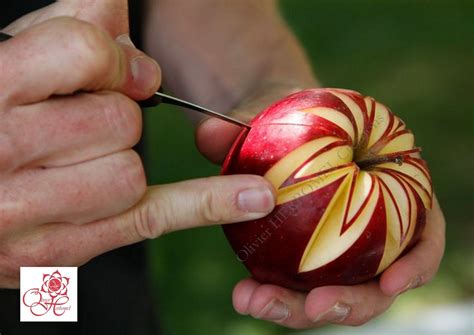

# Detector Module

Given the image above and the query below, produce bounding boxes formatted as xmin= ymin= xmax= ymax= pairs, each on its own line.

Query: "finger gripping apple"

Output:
xmin=222 ymin=88 xmax=433 ymax=291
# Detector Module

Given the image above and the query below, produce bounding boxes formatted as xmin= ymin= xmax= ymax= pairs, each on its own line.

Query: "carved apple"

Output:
xmin=222 ymin=88 xmax=433 ymax=291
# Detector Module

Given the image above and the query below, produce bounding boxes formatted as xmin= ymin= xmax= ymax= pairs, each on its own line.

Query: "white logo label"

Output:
xmin=20 ymin=267 xmax=77 ymax=322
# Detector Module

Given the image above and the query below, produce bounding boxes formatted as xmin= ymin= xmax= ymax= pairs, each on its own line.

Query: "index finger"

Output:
xmin=0 ymin=17 xmax=161 ymax=105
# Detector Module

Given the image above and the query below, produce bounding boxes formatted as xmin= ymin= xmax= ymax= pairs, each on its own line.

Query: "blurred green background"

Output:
xmin=143 ymin=1 xmax=473 ymax=334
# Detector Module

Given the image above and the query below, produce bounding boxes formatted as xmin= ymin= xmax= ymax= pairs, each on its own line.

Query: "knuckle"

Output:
xmin=67 ymin=21 xmax=118 ymax=85
xmin=103 ymin=93 xmax=142 ymax=147
xmin=132 ymin=195 xmax=169 ymax=239
xmin=112 ymin=150 xmax=146 ymax=204
xmin=198 ymin=183 xmax=234 ymax=223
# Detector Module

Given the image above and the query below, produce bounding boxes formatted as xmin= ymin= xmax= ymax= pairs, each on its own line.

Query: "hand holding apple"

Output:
xmin=222 ymin=88 xmax=433 ymax=291
xmin=196 ymin=88 xmax=445 ymax=328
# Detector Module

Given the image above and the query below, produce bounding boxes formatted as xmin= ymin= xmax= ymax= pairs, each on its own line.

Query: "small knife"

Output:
xmin=143 ymin=91 xmax=250 ymax=128
xmin=0 ymin=31 xmax=251 ymax=129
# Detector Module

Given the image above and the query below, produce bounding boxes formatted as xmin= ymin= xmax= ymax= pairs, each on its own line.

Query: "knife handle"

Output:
xmin=0 ymin=32 xmax=12 ymax=42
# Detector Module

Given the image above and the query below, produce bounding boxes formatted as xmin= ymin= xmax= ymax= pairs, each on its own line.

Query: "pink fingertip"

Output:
xmin=232 ymin=278 xmax=259 ymax=315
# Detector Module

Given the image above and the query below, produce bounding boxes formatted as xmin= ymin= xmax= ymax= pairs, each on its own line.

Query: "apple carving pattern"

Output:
xmin=222 ymin=88 xmax=433 ymax=291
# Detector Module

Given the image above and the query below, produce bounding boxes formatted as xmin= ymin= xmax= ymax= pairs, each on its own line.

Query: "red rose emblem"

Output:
xmin=41 ymin=270 xmax=69 ymax=298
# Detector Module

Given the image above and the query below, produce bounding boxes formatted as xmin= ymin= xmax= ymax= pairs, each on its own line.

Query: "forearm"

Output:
xmin=143 ymin=0 xmax=317 ymax=119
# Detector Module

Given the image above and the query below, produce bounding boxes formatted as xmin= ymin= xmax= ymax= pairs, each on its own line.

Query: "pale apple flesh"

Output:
xmin=222 ymin=88 xmax=433 ymax=291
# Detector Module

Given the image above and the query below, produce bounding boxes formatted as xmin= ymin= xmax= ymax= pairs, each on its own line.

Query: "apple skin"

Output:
xmin=222 ymin=88 xmax=432 ymax=291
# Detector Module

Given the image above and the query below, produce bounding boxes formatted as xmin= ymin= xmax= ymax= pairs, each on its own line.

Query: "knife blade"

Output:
xmin=147 ymin=91 xmax=251 ymax=128
xmin=0 ymin=31 xmax=251 ymax=129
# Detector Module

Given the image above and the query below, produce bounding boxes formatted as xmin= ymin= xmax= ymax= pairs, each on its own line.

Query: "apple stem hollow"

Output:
xmin=356 ymin=155 xmax=405 ymax=169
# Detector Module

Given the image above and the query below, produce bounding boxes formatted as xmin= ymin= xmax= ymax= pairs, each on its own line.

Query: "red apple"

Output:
xmin=222 ymin=88 xmax=433 ymax=291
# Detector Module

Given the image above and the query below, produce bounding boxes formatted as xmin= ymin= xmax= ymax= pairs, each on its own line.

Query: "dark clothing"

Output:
xmin=0 ymin=245 xmax=159 ymax=334
xmin=0 ymin=1 xmax=160 ymax=334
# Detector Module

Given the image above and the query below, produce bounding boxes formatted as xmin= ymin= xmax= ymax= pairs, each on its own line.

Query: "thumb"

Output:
xmin=115 ymin=175 xmax=276 ymax=242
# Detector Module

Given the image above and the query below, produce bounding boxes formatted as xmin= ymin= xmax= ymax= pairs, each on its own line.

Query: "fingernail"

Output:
xmin=396 ymin=275 xmax=422 ymax=295
xmin=116 ymin=34 xmax=136 ymax=48
xmin=130 ymin=56 xmax=161 ymax=92
xmin=313 ymin=302 xmax=351 ymax=323
xmin=238 ymin=187 xmax=275 ymax=214
xmin=256 ymin=299 xmax=289 ymax=321
xmin=409 ymin=275 xmax=422 ymax=289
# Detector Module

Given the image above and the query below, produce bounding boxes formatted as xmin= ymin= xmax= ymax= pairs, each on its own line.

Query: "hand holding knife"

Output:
xmin=0 ymin=31 xmax=251 ymax=129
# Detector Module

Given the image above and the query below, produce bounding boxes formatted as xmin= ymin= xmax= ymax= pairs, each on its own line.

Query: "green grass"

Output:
xmin=144 ymin=1 xmax=474 ymax=334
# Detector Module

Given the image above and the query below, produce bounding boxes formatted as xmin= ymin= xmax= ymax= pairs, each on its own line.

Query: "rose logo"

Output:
xmin=21 ymin=267 xmax=76 ymax=320
xmin=41 ymin=270 xmax=69 ymax=298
